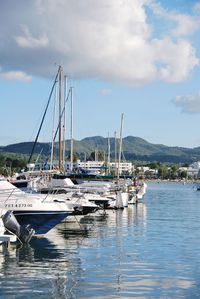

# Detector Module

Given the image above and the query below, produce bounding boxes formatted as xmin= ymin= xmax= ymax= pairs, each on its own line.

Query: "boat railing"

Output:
xmin=0 ymin=187 xmax=23 ymax=202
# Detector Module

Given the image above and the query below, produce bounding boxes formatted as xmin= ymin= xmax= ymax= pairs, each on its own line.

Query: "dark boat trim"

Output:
xmin=13 ymin=210 xmax=72 ymax=235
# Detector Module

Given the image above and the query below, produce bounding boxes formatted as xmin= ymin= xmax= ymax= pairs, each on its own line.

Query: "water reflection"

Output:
xmin=1 ymin=184 xmax=200 ymax=298
xmin=0 ymin=205 xmax=149 ymax=298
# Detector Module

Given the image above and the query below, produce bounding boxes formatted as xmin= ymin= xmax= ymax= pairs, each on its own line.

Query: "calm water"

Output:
xmin=1 ymin=182 xmax=200 ymax=298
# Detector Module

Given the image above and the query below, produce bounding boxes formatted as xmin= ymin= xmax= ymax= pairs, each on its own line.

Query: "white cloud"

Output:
xmin=149 ymin=0 xmax=200 ymax=37
xmin=172 ymin=91 xmax=200 ymax=113
xmin=15 ymin=25 xmax=49 ymax=48
xmin=194 ymin=2 xmax=200 ymax=13
xmin=100 ymin=89 xmax=112 ymax=95
xmin=152 ymin=38 xmax=199 ymax=82
xmin=0 ymin=0 xmax=199 ymax=84
xmin=170 ymin=14 xmax=200 ymax=37
xmin=0 ymin=71 xmax=32 ymax=82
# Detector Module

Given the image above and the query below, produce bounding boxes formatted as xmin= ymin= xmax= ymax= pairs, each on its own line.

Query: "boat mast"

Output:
xmin=27 ymin=66 xmax=61 ymax=165
xmin=95 ymin=146 xmax=98 ymax=162
xmin=58 ymin=66 xmax=63 ymax=172
xmin=50 ymin=77 xmax=58 ymax=170
xmin=107 ymin=132 xmax=110 ymax=175
xmin=62 ymin=75 xmax=67 ymax=173
xmin=114 ymin=130 xmax=117 ymax=177
xmin=117 ymin=113 xmax=124 ymax=181
xmin=70 ymin=87 xmax=74 ymax=172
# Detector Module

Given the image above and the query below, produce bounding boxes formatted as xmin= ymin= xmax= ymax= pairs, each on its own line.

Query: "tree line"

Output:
xmin=0 ymin=152 xmax=190 ymax=180
xmin=0 ymin=154 xmax=27 ymax=176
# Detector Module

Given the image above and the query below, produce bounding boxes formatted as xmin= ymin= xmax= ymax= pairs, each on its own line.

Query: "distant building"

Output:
xmin=179 ymin=161 xmax=200 ymax=178
xmin=109 ymin=162 xmax=134 ymax=175
xmin=74 ymin=160 xmax=104 ymax=174
xmin=136 ymin=166 xmax=158 ymax=178
xmin=190 ymin=161 xmax=200 ymax=170
xmin=64 ymin=160 xmax=134 ymax=175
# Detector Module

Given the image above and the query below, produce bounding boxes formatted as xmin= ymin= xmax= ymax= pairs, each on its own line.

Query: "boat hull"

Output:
xmin=13 ymin=211 xmax=72 ymax=235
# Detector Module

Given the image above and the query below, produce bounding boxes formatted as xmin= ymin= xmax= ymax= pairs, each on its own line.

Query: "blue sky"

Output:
xmin=0 ymin=0 xmax=200 ymax=148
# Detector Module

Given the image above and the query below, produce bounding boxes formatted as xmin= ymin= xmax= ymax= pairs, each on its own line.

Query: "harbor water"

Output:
xmin=1 ymin=182 xmax=200 ymax=298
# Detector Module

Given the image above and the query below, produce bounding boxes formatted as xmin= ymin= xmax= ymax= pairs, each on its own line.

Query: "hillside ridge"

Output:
xmin=1 ymin=136 xmax=200 ymax=163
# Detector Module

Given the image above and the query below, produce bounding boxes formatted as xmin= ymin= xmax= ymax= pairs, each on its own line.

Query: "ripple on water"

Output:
xmin=1 ymin=182 xmax=200 ymax=298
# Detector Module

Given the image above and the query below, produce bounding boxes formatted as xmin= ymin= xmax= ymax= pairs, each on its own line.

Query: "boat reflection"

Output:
xmin=0 ymin=228 xmax=84 ymax=299
xmin=1 ymin=183 xmax=198 ymax=298
xmin=0 ymin=204 xmax=148 ymax=299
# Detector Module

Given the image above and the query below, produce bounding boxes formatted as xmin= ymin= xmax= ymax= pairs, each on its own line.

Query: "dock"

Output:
xmin=0 ymin=234 xmax=17 ymax=246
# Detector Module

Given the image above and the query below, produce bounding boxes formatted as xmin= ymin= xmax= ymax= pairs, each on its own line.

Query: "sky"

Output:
xmin=0 ymin=0 xmax=200 ymax=148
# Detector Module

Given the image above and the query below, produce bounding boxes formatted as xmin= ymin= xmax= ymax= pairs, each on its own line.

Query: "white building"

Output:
xmin=179 ymin=161 xmax=200 ymax=178
xmin=190 ymin=161 xmax=200 ymax=170
xmin=64 ymin=160 xmax=134 ymax=175
xmin=109 ymin=162 xmax=134 ymax=175
xmin=75 ymin=160 xmax=104 ymax=174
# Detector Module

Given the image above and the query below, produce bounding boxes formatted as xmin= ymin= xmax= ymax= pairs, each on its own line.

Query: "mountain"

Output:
xmin=1 ymin=136 xmax=200 ymax=164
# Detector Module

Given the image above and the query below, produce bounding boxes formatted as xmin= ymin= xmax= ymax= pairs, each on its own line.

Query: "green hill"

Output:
xmin=1 ymin=136 xmax=200 ymax=164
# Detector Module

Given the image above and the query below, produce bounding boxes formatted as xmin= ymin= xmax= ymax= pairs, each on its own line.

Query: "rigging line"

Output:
xmin=53 ymin=88 xmax=71 ymax=143
xmin=28 ymin=109 xmax=44 ymax=142
xmin=122 ymin=150 xmax=126 ymax=162
xmin=35 ymin=148 xmax=43 ymax=165
xmin=27 ymin=66 xmax=61 ymax=164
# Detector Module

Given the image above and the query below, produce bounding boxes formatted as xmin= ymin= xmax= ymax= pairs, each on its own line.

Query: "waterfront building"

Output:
xmin=109 ymin=162 xmax=134 ymax=175
xmin=25 ymin=159 xmax=135 ymax=176
xmin=179 ymin=161 xmax=200 ymax=178
xmin=64 ymin=160 xmax=134 ymax=175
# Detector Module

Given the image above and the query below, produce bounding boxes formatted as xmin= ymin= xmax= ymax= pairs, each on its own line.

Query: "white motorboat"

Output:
xmin=54 ymin=192 xmax=100 ymax=215
xmin=0 ymin=180 xmax=74 ymax=235
xmin=136 ymin=182 xmax=147 ymax=200
xmin=0 ymin=209 xmax=6 ymax=243
xmin=29 ymin=175 xmax=130 ymax=209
